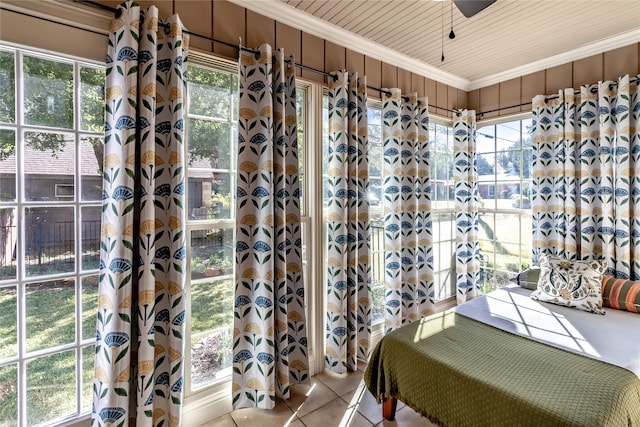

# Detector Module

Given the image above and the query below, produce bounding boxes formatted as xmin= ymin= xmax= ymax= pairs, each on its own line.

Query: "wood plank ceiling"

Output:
xmin=279 ymin=0 xmax=640 ymax=86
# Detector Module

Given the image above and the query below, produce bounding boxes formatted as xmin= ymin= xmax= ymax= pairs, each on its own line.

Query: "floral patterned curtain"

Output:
xmin=532 ymin=74 xmax=640 ymax=279
xmin=382 ymin=90 xmax=434 ymax=332
xmin=93 ymin=2 xmax=188 ymax=426
xmin=325 ymin=71 xmax=371 ymax=373
xmin=453 ymin=110 xmax=480 ymax=304
xmin=233 ymin=44 xmax=309 ymax=409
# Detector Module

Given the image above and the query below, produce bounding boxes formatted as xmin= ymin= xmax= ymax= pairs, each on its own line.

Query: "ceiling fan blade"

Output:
xmin=453 ymin=0 xmax=497 ymax=18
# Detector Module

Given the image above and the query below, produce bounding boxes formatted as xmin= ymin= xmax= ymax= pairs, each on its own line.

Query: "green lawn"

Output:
xmin=190 ymin=277 xmax=234 ymax=337
xmin=0 ymin=272 xmax=236 ymax=425
xmin=0 ymin=204 xmax=530 ymax=424
xmin=0 ymin=281 xmax=96 ymax=426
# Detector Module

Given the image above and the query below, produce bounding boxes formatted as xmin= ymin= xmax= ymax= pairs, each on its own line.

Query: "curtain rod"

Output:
xmin=77 ymin=0 xmax=460 ymax=114
xmin=74 ymin=1 xmax=640 ymax=118
xmin=543 ymin=76 xmax=639 ymax=103
xmin=78 ymin=0 xmax=239 ymax=50
xmin=478 ymin=75 xmax=640 ymax=117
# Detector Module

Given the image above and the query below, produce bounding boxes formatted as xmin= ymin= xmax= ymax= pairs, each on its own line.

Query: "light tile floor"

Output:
xmin=199 ymin=364 xmax=437 ymax=427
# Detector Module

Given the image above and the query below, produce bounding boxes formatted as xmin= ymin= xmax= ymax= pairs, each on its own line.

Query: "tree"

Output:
xmin=186 ymin=66 xmax=236 ymax=168
xmin=0 ymin=50 xmax=15 ymax=161
xmin=0 ymin=52 xmax=105 ymax=264
xmin=496 ymin=131 xmax=533 ymax=179
xmin=21 ymin=56 xmax=74 ymax=159
xmin=477 ymin=155 xmax=494 ymax=176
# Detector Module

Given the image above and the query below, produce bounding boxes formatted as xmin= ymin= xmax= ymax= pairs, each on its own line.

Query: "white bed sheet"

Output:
xmin=455 ymin=284 xmax=640 ymax=378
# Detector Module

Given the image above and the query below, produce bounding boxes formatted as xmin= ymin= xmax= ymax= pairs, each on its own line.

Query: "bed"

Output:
xmin=364 ymin=284 xmax=640 ymax=426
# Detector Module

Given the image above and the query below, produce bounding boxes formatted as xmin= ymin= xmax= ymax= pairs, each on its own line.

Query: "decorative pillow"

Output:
xmin=601 ymin=275 xmax=640 ymax=314
xmin=510 ymin=267 xmax=540 ymax=291
xmin=530 ymin=254 xmax=606 ymax=315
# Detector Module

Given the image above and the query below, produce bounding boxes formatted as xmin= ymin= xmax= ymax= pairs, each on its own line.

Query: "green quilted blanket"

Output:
xmin=364 ymin=311 xmax=640 ymax=426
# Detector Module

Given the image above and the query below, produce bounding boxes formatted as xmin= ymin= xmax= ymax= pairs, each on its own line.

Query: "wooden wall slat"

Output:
xmin=436 ymin=82 xmax=448 ymax=116
xmin=411 ymin=73 xmax=425 ymax=98
xmin=467 ymin=89 xmax=480 ymax=113
xmin=456 ymin=89 xmax=466 ymax=112
xmin=446 ymin=86 xmax=457 ymax=116
xmin=520 ymin=71 xmax=544 ymax=112
xmin=324 ymin=41 xmax=346 ymax=74
xmin=136 ymin=0 xmax=172 ymax=17
xmin=365 ymin=57 xmax=382 ymax=99
xmin=397 ymin=68 xmax=411 ymax=95
xmin=96 ymin=0 xmax=120 ymax=10
xmin=573 ymin=54 xmax=603 ymax=88
xmin=499 ymin=78 xmax=521 ymax=116
xmin=425 ymin=78 xmax=437 ymax=114
xmin=0 ymin=8 xmax=107 ymax=61
xmin=276 ymin=22 xmax=302 ymax=77
xmin=381 ymin=62 xmax=398 ymax=90
xmin=246 ymin=10 xmax=275 ymax=50
xmin=301 ymin=32 xmax=325 ymax=83
xmin=213 ymin=1 xmax=245 ymax=60
xmin=545 ymin=63 xmax=573 ymax=95
xmin=479 ymin=84 xmax=499 ymax=119
xmin=346 ymin=49 xmax=365 ymax=79
xmin=175 ymin=1 xmax=212 ymax=52
xmin=604 ymin=44 xmax=638 ymax=82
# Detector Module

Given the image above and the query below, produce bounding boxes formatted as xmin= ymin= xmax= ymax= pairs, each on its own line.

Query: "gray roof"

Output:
xmin=0 ymin=145 xmax=219 ymax=179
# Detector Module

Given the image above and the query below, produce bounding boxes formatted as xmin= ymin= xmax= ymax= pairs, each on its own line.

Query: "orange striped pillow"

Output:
xmin=601 ymin=275 xmax=640 ymax=314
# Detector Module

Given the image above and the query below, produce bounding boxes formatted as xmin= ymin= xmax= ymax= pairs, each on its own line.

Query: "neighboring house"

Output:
xmin=0 ymin=143 xmax=102 ymax=266
xmin=0 ymin=146 xmax=225 ymax=265
xmin=477 ymin=172 xmax=521 ymax=199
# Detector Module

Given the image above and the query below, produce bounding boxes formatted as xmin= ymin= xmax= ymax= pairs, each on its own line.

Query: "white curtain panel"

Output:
xmin=382 ymin=90 xmax=434 ymax=332
xmin=233 ymin=44 xmax=309 ymax=409
xmin=93 ymin=2 xmax=188 ymax=425
xmin=325 ymin=71 xmax=372 ymax=373
xmin=532 ymin=74 xmax=640 ymax=279
xmin=453 ymin=110 xmax=481 ymax=304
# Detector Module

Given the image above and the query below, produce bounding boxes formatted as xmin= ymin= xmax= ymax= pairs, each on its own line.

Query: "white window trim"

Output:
xmin=0 ymin=43 xmax=105 ymax=427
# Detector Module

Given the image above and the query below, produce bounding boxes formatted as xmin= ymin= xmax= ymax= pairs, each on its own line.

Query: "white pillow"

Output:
xmin=530 ymin=254 xmax=606 ymax=315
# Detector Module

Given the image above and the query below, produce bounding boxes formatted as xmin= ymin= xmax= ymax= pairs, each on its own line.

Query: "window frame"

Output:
xmin=0 ymin=38 xmax=535 ymax=427
xmin=181 ymin=56 xmax=322 ymax=413
xmin=0 ymin=43 xmax=105 ymax=427
xmin=328 ymin=97 xmax=457 ymax=335
xmin=475 ymin=113 xmax=534 ymax=292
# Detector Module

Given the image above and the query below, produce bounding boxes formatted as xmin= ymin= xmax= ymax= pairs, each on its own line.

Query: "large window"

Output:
xmin=429 ymin=122 xmax=456 ymax=301
xmin=366 ymin=105 xmax=385 ymax=323
xmin=0 ymin=41 xmax=533 ymax=426
xmin=184 ymin=63 xmax=238 ymax=390
xmin=184 ymin=61 xmax=312 ymax=393
xmin=0 ymin=46 xmax=105 ymax=426
xmin=0 ymin=47 xmax=312 ymax=425
xmin=327 ymin=101 xmax=457 ymax=326
xmin=364 ymin=114 xmax=533 ymax=304
xmin=476 ymin=117 xmax=533 ymax=291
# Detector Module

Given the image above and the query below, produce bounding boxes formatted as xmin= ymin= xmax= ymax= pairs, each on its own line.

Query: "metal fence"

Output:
xmin=0 ymin=220 xmax=101 ymax=277
xmin=370 ymin=224 xmax=385 ymax=323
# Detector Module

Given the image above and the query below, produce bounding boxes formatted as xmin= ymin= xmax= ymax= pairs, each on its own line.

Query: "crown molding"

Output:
xmin=6 ymin=0 xmax=637 ymax=93
xmin=467 ymin=28 xmax=640 ymax=91
xmin=0 ymin=0 xmax=110 ymax=35
xmin=231 ymin=0 xmax=640 ymax=93
xmin=230 ymin=0 xmax=472 ymax=90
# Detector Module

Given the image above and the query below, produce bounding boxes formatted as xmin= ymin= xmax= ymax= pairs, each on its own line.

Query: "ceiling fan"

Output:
xmin=453 ymin=0 xmax=497 ymax=18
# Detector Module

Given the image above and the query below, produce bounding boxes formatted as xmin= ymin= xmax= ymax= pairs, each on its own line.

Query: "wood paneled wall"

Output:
xmin=97 ymin=0 xmax=465 ymax=117
xmin=97 ymin=0 xmax=640 ymax=119
xmin=468 ymin=43 xmax=640 ymax=119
